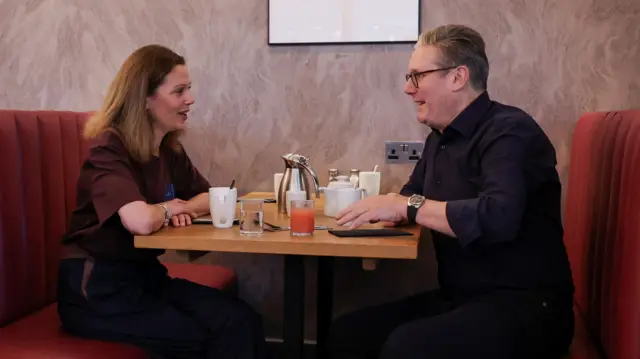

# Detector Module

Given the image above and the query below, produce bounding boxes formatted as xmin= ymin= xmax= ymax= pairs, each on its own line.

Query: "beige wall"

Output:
xmin=1 ymin=0 xmax=639 ymax=339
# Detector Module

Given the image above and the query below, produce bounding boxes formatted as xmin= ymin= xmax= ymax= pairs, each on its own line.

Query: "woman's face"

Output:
xmin=146 ymin=65 xmax=194 ymax=134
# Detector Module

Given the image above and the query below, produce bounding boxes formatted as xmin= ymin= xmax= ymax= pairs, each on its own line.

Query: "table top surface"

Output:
xmin=134 ymin=192 xmax=420 ymax=259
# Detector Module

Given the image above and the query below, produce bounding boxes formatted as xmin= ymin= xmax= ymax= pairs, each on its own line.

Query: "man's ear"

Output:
xmin=451 ymin=66 xmax=470 ymax=92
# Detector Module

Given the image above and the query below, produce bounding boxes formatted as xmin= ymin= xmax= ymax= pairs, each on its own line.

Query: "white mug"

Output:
xmin=358 ymin=171 xmax=381 ymax=197
xmin=274 ymin=173 xmax=284 ymax=201
xmin=286 ymin=190 xmax=307 ymax=217
xmin=209 ymin=187 xmax=237 ymax=228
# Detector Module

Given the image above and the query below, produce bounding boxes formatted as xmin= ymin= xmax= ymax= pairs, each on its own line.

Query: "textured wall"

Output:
xmin=1 ymin=0 xmax=639 ymax=339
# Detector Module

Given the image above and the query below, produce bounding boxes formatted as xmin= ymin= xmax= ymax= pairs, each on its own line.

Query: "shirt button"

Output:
xmin=436 ymin=179 xmax=442 ymax=185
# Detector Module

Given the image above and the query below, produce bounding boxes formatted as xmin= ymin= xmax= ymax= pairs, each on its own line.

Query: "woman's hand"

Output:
xmin=162 ymin=199 xmax=197 ymax=227
xmin=169 ymin=213 xmax=192 ymax=227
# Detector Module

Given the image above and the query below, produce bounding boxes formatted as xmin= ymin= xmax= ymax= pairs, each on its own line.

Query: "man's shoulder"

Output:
xmin=490 ymin=101 xmax=536 ymax=125
xmin=485 ymin=101 xmax=546 ymax=139
xmin=479 ymin=101 xmax=557 ymax=168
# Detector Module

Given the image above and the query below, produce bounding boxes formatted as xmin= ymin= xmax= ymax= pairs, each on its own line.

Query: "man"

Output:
xmin=328 ymin=25 xmax=575 ymax=359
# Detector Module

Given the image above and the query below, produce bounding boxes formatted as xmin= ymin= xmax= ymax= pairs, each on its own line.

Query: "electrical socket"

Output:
xmin=385 ymin=141 xmax=424 ymax=164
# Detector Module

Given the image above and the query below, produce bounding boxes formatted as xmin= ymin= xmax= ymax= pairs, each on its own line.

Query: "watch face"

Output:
xmin=409 ymin=195 xmax=425 ymax=207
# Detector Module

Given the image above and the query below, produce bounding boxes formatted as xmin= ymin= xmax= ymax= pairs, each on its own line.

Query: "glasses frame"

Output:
xmin=405 ymin=66 xmax=458 ymax=88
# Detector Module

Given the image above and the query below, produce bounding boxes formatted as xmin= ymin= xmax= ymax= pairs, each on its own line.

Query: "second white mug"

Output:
xmin=274 ymin=173 xmax=284 ymax=201
xmin=209 ymin=187 xmax=237 ymax=228
xmin=359 ymin=171 xmax=381 ymax=197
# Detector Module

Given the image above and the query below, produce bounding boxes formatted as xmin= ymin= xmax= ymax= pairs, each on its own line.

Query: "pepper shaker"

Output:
xmin=349 ymin=169 xmax=360 ymax=187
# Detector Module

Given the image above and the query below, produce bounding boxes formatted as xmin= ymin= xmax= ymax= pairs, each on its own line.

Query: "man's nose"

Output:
xmin=404 ymin=80 xmax=416 ymax=95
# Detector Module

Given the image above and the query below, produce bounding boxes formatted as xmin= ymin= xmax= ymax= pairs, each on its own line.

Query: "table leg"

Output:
xmin=316 ymin=256 xmax=334 ymax=358
xmin=283 ymin=255 xmax=305 ymax=359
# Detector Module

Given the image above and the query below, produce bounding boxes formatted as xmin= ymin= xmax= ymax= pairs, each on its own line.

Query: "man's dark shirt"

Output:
xmin=401 ymin=91 xmax=574 ymax=301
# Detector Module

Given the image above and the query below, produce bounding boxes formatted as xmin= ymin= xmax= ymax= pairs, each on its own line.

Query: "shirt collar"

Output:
xmin=443 ymin=91 xmax=492 ymax=139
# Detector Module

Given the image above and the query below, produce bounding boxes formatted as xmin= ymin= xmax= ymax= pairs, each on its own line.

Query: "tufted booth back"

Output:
xmin=564 ymin=110 xmax=640 ymax=359
xmin=0 ymin=110 xmax=91 ymax=326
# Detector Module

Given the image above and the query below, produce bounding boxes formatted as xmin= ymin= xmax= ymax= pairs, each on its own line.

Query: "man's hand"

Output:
xmin=335 ymin=194 xmax=408 ymax=229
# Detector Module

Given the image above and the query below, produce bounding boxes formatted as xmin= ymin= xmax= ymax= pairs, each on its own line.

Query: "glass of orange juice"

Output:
xmin=290 ymin=200 xmax=315 ymax=236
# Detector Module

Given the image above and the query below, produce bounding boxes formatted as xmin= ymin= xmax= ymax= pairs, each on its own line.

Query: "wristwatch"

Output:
xmin=159 ymin=203 xmax=172 ymax=220
xmin=407 ymin=194 xmax=427 ymax=224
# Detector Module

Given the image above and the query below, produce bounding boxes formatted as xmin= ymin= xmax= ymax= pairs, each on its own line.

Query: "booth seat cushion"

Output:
xmin=0 ymin=304 xmax=147 ymax=359
xmin=0 ymin=264 xmax=236 ymax=359
xmin=165 ymin=262 xmax=237 ymax=291
xmin=0 ymin=110 xmax=92 ymax=326
xmin=563 ymin=110 xmax=640 ymax=359
xmin=0 ymin=247 xmax=236 ymax=357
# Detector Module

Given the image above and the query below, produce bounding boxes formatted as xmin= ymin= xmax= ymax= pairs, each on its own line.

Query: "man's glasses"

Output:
xmin=405 ymin=66 xmax=458 ymax=88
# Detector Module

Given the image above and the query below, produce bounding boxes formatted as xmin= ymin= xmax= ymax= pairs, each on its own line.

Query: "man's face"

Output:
xmin=403 ymin=45 xmax=457 ymax=129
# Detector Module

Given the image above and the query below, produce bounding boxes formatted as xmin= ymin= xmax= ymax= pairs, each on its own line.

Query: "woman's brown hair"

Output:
xmin=84 ymin=44 xmax=185 ymax=162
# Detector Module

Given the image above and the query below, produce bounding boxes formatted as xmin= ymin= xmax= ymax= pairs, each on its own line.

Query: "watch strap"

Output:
xmin=407 ymin=195 xmax=425 ymax=224
xmin=407 ymin=205 xmax=418 ymax=224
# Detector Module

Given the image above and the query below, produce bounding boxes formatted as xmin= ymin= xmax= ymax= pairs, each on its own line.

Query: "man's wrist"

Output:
xmin=396 ymin=197 xmax=409 ymax=220
xmin=407 ymin=194 xmax=427 ymax=224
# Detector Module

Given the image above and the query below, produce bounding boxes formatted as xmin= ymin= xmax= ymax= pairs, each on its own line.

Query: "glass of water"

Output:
xmin=239 ymin=199 xmax=264 ymax=236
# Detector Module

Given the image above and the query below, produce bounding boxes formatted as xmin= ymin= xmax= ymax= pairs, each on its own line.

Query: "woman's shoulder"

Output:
xmin=89 ymin=128 xmax=122 ymax=146
xmin=86 ymin=129 xmax=129 ymax=158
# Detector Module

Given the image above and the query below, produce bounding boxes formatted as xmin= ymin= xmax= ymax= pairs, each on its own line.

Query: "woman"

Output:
xmin=57 ymin=44 xmax=265 ymax=359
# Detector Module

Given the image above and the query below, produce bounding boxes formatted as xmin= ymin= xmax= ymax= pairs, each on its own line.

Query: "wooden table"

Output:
xmin=134 ymin=192 xmax=420 ymax=359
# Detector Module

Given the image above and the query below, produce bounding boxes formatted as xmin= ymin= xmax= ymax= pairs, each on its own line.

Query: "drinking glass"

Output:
xmin=290 ymin=200 xmax=315 ymax=236
xmin=239 ymin=199 xmax=264 ymax=236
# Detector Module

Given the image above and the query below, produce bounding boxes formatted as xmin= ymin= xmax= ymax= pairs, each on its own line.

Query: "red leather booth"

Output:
xmin=563 ymin=110 xmax=640 ymax=359
xmin=3 ymin=108 xmax=639 ymax=358
xmin=0 ymin=110 xmax=236 ymax=358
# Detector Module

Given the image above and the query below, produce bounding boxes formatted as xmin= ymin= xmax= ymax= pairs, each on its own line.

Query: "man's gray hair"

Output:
xmin=416 ymin=25 xmax=489 ymax=91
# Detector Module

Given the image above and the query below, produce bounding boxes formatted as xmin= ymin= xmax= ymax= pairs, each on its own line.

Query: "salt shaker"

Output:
xmin=349 ymin=169 xmax=360 ymax=187
xmin=328 ymin=168 xmax=339 ymax=184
